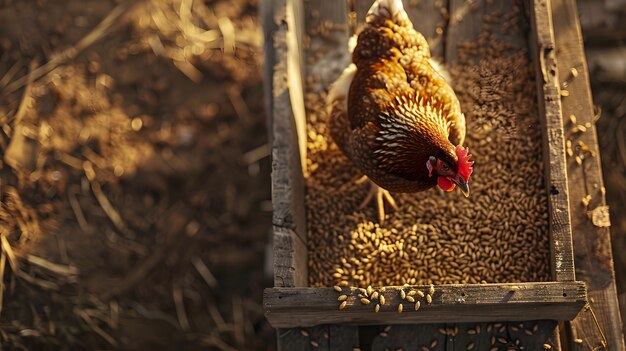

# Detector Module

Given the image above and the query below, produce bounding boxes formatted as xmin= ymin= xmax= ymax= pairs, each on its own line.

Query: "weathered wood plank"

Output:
xmin=264 ymin=282 xmax=587 ymax=328
xmin=269 ymin=0 xmax=309 ymax=287
xmin=273 ymin=227 xmax=308 ymax=287
xmin=278 ymin=326 xmax=329 ymax=350
xmin=329 ymin=324 xmax=360 ymax=350
xmin=370 ymin=324 xmax=445 ymax=351
xmin=529 ymin=0 xmax=576 ymax=283
xmin=550 ymin=0 xmax=626 ymax=349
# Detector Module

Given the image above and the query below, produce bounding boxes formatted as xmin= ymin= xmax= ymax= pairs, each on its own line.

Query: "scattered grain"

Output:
xmin=375 ymin=303 xmax=380 ymax=312
xmin=339 ymin=301 xmax=347 ymax=310
xmin=543 ymin=344 xmax=552 ymax=350
xmin=338 ymin=295 xmax=348 ymax=301
xmin=305 ymin=7 xmax=551 ymax=289
xmin=574 ymin=338 xmax=583 ymax=344
xmin=333 ymin=286 xmax=342 ymax=292
xmin=426 ymin=294 xmax=432 ymax=304
xmin=414 ymin=301 xmax=421 ymax=310
xmin=397 ymin=303 xmax=403 ymax=313
xmin=360 ymin=298 xmax=371 ymax=305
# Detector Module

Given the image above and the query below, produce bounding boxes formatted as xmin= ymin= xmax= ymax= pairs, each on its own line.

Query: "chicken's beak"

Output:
xmin=453 ymin=176 xmax=470 ymax=197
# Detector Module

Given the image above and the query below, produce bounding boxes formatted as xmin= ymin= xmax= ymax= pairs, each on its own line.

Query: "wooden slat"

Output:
xmin=370 ymin=324 xmax=445 ymax=351
xmin=269 ymin=0 xmax=309 ymax=287
xmin=329 ymin=324 xmax=360 ymax=350
xmin=264 ymin=282 xmax=587 ymax=328
xmin=529 ymin=0 xmax=576 ymax=283
xmin=273 ymin=227 xmax=308 ymax=287
xmin=550 ymin=0 xmax=626 ymax=349
xmin=278 ymin=326 xmax=329 ymax=350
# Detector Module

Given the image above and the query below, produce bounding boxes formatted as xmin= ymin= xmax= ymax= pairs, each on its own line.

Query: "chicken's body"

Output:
xmin=327 ymin=0 xmax=472 ymax=221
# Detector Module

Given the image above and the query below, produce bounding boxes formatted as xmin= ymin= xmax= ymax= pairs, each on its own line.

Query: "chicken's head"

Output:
xmin=426 ymin=146 xmax=473 ymax=197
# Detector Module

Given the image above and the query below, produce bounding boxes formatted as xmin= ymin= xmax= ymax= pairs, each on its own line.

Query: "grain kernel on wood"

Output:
xmin=574 ymin=338 xmax=583 ymax=344
xmin=397 ymin=303 xmax=403 ymax=313
xmin=414 ymin=301 xmax=421 ymax=310
xmin=338 ymin=295 xmax=347 ymax=301
xmin=339 ymin=301 xmax=347 ymax=310
xmin=333 ymin=286 xmax=342 ymax=292
xmin=543 ymin=344 xmax=552 ymax=350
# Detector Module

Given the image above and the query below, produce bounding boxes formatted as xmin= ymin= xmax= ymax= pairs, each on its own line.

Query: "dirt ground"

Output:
xmin=0 ymin=0 xmax=275 ymax=350
xmin=0 ymin=0 xmax=625 ymax=350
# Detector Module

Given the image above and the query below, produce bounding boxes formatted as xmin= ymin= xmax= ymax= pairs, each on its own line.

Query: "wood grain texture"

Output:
xmin=550 ymin=0 xmax=626 ymax=349
xmin=277 ymin=325 xmax=360 ymax=350
xmin=264 ymin=282 xmax=587 ymax=328
xmin=269 ymin=0 xmax=309 ymax=287
xmin=273 ymin=227 xmax=308 ymax=287
xmin=370 ymin=324 xmax=446 ymax=351
xmin=529 ymin=0 xmax=576 ymax=283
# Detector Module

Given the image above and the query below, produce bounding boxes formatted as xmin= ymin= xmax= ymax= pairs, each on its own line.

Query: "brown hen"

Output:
xmin=327 ymin=0 xmax=473 ymax=222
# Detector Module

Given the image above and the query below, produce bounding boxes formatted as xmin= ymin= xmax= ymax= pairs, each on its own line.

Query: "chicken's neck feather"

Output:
xmin=373 ymin=94 xmax=456 ymax=178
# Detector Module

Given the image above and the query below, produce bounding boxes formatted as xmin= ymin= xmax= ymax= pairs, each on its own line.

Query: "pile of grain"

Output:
xmin=305 ymin=20 xmax=551 ymax=288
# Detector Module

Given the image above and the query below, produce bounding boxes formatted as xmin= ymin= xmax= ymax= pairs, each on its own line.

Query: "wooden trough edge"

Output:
xmin=263 ymin=282 xmax=587 ymax=328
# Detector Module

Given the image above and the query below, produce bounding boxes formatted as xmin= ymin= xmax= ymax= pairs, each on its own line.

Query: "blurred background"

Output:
xmin=0 ymin=0 xmax=623 ymax=350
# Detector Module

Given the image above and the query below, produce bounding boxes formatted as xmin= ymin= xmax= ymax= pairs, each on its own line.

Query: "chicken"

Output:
xmin=327 ymin=0 xmax=473 ymax=222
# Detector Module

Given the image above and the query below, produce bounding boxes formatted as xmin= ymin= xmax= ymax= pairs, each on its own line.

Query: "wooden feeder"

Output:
xmin=263 ymin=0 xmax=587 ymax=328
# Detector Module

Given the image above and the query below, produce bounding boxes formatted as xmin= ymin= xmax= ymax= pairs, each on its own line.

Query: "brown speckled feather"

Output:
xmin=329 ymin=0 xmax=465 ymax=193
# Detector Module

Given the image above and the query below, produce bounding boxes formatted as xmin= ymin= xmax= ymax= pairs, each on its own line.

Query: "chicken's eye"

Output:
xmin=441 ymin=163 xmax=449 ymax=171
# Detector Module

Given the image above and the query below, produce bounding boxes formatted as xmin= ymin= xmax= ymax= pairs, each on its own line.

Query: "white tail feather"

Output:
xmin=366 ymin=0 xmax=409 ymax=24
xmin=429 ymin=58 xmax=452 ymax=84
xmin=327 ymin=64 xmax=357 ymax=114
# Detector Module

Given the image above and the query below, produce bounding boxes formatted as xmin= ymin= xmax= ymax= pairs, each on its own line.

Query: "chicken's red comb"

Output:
xmin=455 ymin=145 xmax=474 ymax=182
